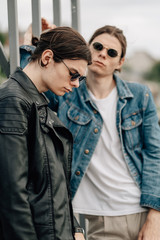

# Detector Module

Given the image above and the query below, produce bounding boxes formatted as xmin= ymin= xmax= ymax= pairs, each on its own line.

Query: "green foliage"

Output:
xmin=0 ymin=32 xmax=8 ymax=45
xmin=122 ymin=64 xmax=132 ymax=73
xmin=0 ymin=32 xmax=8 ymax=84
xmin=144 ymin=61 xmax=160 ymax=83
xmin=0 ymin=66 xmax=7 ymax=84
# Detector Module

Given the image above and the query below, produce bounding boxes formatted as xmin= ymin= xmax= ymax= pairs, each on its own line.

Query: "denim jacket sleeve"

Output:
xmin=140 ymin=87 xmax=160 ymax=210
xmin=20 ymin=45 xmax=36 ymax=69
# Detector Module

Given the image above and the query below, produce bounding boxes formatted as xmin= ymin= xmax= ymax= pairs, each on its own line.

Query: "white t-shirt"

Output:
xmin=73 ymin=87 xmax=147 ymax=216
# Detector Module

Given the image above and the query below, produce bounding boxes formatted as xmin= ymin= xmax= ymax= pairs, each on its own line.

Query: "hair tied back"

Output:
xmin=32 ymin=36 xmax=40 ymax=47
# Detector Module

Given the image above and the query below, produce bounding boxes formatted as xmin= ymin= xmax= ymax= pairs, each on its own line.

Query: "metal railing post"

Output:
xmin=32 ymin=0 xmax=41 ymax=38
xmin=71 ymin=0 xmax=80 ymax=31
xmin=7 ymin=0 xmax=19 ymax=74
xmin=53 ymin=0 xmax=61 ymax=26
xmin=0 ymin=42 xmax=10 ymax=78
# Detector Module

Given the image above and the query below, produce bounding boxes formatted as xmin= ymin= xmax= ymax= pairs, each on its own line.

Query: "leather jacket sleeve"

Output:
xmin=0 ymin=97 xmax=38 ymax=240
xmin=73 ymin=215 xmax=85 ymax=235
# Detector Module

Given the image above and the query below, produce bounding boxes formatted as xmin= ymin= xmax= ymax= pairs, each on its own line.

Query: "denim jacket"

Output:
xmin=20 ymin=46 xmax=160 ymax=211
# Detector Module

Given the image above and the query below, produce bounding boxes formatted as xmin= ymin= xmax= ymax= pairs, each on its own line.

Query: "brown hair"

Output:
xmin=88 ymin=25 xmax=127 ymax=59
xmin=30 ymin=26 xmax=92 ymax=65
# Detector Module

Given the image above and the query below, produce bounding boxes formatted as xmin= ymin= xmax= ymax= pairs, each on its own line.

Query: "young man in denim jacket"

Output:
xmin=20 ymin=25 xmax=160 ymax=240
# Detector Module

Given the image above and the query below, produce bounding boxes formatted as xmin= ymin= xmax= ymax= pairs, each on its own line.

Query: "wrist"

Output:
xmin=74 ymin=227 xmax=85 ymax=235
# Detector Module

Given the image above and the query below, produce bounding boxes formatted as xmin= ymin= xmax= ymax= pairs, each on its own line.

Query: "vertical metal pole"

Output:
xmin=71 ymin=0 xmax=80 ymax=31
xmin=0 ymin=42 xmax=10 ymax=78
xmin=32 ymin=0 xmax=41 ymax=38
xmin=7 ymin=0 xmax=19 ymax=74
xmin=53 ymin=0 xmax=61 ymax=26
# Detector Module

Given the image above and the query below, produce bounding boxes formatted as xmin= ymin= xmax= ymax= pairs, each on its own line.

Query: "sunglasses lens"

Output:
xmin=93 ymin=42 xmax=103 ymax=51
xmin=108 ymin=49 xmax=118 ymax=58
xmin=93 ymin=42 xmax=118 ymax=58
xmin=71 ymin=72 xmax=80 ymax=81
xmin=79 ymin=76 xmax=86 ymax=82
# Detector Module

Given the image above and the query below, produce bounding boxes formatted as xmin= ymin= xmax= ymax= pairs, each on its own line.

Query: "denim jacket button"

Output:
xmin=94 ymin=128 xmax=98 ymax=133
xmin=74 ymin=116 xmax=79 ymax=121
xmin=93 ymin=110 xmax=97 ymax=114
xmin=131 ymin=121 xmax=136 ymax=126
xmin=84 ymin=149 xmax=89 ymax=154
xmin=76 ymin=171 xmax=81 ymax=176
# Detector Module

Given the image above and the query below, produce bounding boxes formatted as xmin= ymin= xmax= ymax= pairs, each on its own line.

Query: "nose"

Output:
xmin=99 ymin=48 xmax=107 ymax=58
xmin=70 ymin=79 xmax=79 ymax=88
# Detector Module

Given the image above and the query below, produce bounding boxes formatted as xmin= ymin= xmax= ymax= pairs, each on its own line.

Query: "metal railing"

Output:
xmin=0 ymin=0 xmax=80 ymax=77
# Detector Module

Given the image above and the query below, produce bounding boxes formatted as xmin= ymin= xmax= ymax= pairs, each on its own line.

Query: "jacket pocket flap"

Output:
xmin=121 ymin=113 xmax=142 ymax=130
xmin=0 ymin=127 xmax=26 ymax=135
xmin=0 ymin=116 xmax=27 ymax=135
xmin=67 ymin=106 xmax=92 ymax=125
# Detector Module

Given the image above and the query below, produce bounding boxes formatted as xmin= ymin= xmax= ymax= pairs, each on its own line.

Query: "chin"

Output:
xmin=57 ymin=91 xmax=66 ymax=96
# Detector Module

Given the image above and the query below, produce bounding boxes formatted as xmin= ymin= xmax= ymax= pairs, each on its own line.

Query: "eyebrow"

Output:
xmin=69 ymin=67 xmax=79 ymax=73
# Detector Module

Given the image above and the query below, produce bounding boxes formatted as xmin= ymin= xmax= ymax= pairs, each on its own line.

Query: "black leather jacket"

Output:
xmin=0 ymin=68 xmax=79 ymax=240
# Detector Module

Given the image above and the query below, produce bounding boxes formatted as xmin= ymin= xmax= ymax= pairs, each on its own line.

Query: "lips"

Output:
xmin=94 ymin=60 xmax=105 ymax=66
xmin=64 ymin=87 xmax=72 ymax=93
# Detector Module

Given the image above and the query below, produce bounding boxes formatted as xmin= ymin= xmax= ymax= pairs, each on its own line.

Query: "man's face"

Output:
xmin=41 ymin=58 xmax=88 ymax=95
xmin=88 ymin=33 xmax=124 ymax=77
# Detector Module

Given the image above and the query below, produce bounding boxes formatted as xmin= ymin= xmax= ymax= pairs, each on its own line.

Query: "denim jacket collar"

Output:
xmin=78 ymin=74 xmax=133 ymax=103
xmin=78 ymin=80 xmax=91 ymax=102
xmin=114 ymin=74 xmax=134 ymax=99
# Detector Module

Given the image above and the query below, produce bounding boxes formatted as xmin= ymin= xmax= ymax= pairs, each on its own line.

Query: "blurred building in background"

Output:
xmin=120 ymin=51 xmax=160 ymax=119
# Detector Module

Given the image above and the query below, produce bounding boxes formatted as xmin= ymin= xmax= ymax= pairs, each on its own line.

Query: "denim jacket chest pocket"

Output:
xmin=67 ymin=106 xmax=92 ymax=143
xmin=121 ymin=112 xmax=143 ymax=149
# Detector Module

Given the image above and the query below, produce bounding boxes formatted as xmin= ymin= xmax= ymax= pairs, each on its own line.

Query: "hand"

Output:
xmin=23 ymin=24 xmax=32 ymax=45
xmin=138 ymin=209 xmax=160 ymax=240
xmin=23 ymin=18 xmax=56 ymax=45
xmin=74 ymin=232 xmax=85 ymax=240
xmin=41 ymin=17 xmax=56 ymax=31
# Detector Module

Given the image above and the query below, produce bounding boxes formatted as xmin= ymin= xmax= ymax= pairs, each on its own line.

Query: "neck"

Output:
xmin=86 ymin=71 xmax=116 ymax=99
xmin=23 ymin=62 xmax=44 ymax=93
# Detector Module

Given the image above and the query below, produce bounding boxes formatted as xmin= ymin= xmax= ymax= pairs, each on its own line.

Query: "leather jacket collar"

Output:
xmin=10 ymin=67 xmax=49 ymax=107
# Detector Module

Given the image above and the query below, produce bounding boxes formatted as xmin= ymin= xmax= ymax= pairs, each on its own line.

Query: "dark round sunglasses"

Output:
xmin=93 ymin=42 xmax=119 ymax=58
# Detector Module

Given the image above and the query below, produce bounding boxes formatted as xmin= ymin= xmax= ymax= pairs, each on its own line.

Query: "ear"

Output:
xmin=116 ymin=57 xmax=125 ymax=71
xmin=41 ymin=49 xmax=54 ymax=66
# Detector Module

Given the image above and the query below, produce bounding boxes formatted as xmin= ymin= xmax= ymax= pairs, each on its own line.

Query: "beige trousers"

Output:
xmin=85 ymin=212 xmax=148 ymax=240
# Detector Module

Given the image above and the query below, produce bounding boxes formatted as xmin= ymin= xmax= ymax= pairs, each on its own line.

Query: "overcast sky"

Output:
xmin=0 ymin=0 xmax=160 ymax=59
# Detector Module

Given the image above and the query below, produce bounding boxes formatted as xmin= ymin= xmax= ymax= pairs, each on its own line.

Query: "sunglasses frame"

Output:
xmin=61 ymin=60 xmax=85 ymax=82
xmin=93 ymin=42 xmax=119 ymax=58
